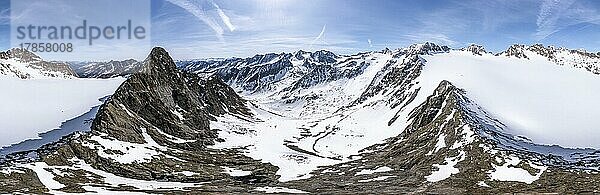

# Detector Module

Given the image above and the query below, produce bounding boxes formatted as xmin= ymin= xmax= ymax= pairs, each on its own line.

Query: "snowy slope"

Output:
xmin=0 ymin=49 xmax=77 ymax=79
xmin=0 ymin=58 xmax=74 ymax=79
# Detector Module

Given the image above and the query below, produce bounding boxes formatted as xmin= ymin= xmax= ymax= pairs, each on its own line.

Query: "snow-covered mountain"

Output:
xmin=0 ymin=48 xmax=77 ymax=79
xmin=1 ymin=43 xmax=600 ymax=193
xmin=497 ymin=43 xmax=600 ymax=74
xmin=70 ymin=59 xmax=144 ymax=78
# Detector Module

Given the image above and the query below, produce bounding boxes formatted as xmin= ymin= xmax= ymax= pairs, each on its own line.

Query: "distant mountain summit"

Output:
xmin=497 ymin=44 xmax=600 ymax=74
xmin=460 ymin=44 xmax=489 ymax=55
xmin=71 ymin=59 xmax=144 ymax=78
xmin=0 ymin=48 xmax=77 ymax=79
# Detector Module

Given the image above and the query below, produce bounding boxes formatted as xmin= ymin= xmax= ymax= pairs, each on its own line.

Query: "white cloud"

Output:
xmin=309 ymin=24 xmax=326 ymax=48
xmin=535 ymin=0 xmax=600 ymax=40
xmin=535 ymin=0 xmax=576 ymax=40
xmin=209 ymin=0 xmax=235 ymax=32
xmin=166 ymin=0 xmax=225 ymax=40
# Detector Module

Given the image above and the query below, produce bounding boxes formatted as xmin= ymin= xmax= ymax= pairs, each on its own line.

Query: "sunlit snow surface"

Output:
xmin=488 ymin=156 xmax=547 ymax=184
xmin=254 ymin=186 xmax=308 ymax=194
xmin=19 ymin=158 xmax=201 ymax=193
xmin=425 ymin=151 xmax=465 ymax=182
xmin=420 ymin=51 xmax=600 ymax=148
xmin=0 ymin=76 xmax=125 ymax=147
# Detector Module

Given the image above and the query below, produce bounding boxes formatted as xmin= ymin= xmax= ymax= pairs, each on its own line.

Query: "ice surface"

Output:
xmin=0 ymin=77 xmax=125 ymax=147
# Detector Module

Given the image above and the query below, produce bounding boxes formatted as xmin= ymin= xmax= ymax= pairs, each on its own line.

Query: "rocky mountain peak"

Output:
xmin=0 ymin=48 xmax=77 ymax=78
xmin=91 ymin=46 xmax=250 ymax=145
xmin=141 ymin=47 xmax=179 ymax=75
xmin=460 ymin=44 xmax=489 ymax=55
xmin=2 ymin=48 xmax=42 ymax=63
xmin=493 ymin=44 xmax=600 ymax=75
xmin=310 ymin=50 xmax=338 ymax=64
xmin=294 ymin=50 xmax=310 ymax=60
xmin=404 ymin=42 xmax=450 ymax=55
xmin=527 ymin=44 xmax=557 ymax=60
xmin=497 ymin=44 xmax=528 ymax=58
xmin=381 ymin=47 xmax=392 ymax=54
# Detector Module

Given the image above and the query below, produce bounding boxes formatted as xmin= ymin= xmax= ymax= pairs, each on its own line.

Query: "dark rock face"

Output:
xmin=406 ymin=80 xmax=455 ymax=133
xmin=286 ymin=60 xmax=369 ymax=92
xmin=92 ymin=47 xmax=228 ymax=144
xmin=73 ymin=59 xmax=144 ymax=78
xmin=310 ymin=50 xmax=338 ymax=64
xmin=528 ymin=44 xmax=556 ymax=59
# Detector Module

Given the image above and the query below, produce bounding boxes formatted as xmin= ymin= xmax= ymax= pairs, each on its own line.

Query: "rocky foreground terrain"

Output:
xmin=1 ymin=43 xmax=600 ymax=194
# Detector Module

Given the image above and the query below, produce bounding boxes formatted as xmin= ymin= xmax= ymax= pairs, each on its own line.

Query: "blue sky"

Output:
xmin=1 ymin=0 xmax=600 ymax=60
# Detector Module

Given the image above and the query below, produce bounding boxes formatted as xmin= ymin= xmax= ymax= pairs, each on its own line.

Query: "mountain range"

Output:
xmin=0 ymin=43 xmax=599 ymax=193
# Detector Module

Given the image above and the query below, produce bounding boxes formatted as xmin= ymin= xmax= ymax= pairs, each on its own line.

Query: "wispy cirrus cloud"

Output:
xmin=0 ymin=8 xmax=9 ymax=25
xmin=209 ymin=0 xmax=235 ymax=32
xmin=309 ymin=24 xmax=326 ymax=48
xmin=165 ymin=0 xmax=236 ymax=41
xmin=535 ymin=0 xmax=576 ymax=40
xmin=535 ymin=0 xmax=600 ymax=41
